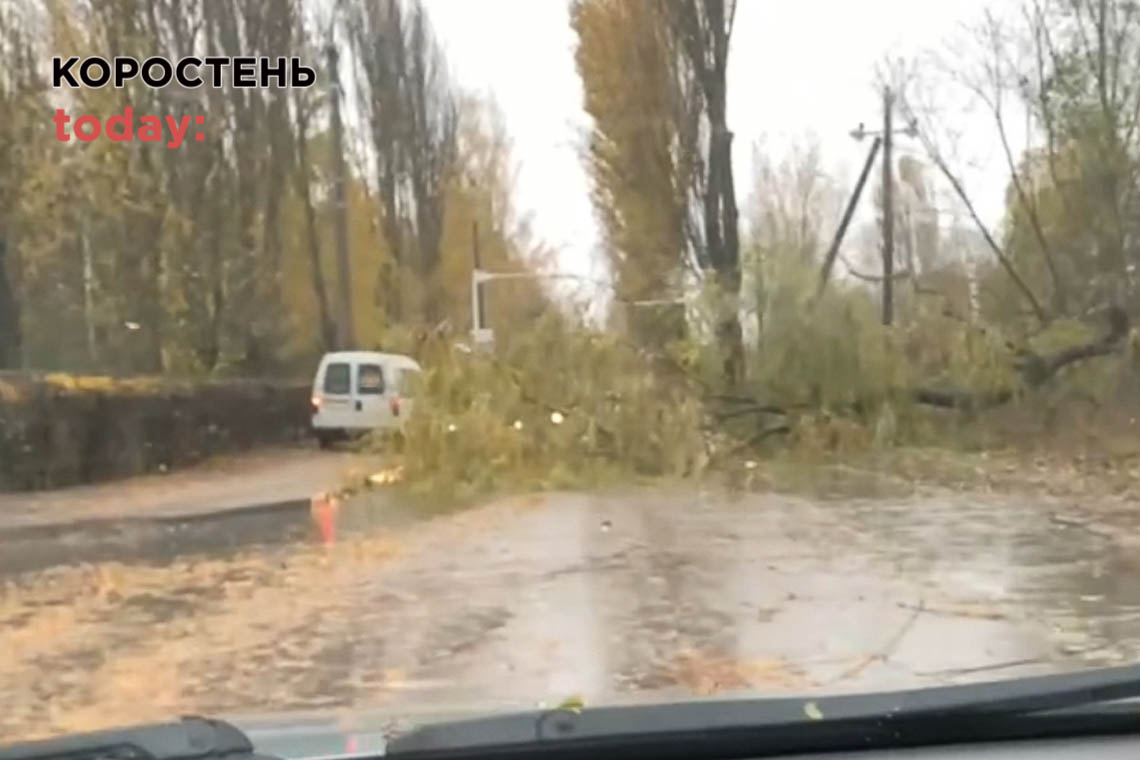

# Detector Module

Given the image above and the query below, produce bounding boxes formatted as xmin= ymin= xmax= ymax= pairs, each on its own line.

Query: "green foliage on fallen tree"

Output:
xmin=385 ymin=312 xmax=710 ymax=500
xmin=381 ymin=257 xmax=1135 ymax=500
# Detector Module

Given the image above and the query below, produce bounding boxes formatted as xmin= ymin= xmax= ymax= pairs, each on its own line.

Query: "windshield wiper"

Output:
xmin=0 ymin=717 xmax=279 ymax=760
xmin=386 ymin=664 xmax=1140 ymax=760
xmin=8 ymin=665 xmax=1140 ymax=760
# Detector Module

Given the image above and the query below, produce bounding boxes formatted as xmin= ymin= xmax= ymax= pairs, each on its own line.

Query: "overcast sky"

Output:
xmin=421 ymin=0 xmax=1017 ymax=281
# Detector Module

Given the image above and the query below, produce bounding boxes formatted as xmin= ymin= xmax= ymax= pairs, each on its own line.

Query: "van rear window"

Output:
xmin=358 ymin=364 xmax=385 ymax=395
xmin=323 ymin=363 xmax=351 ymax=394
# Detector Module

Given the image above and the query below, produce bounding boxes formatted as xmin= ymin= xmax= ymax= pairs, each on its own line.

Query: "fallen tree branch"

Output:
xmin=929 ymin=300 xmax=1027 ymax=357
xmin=912 ymin=305 xmax=1129 ymax=410
xmin=722 ymin=422 xmax=793 ymax=456
xmin=713 ymin=307 xmax=1130 ymax=422
xmin=911 ymin=386 xmax=1013 ymax=409
xmin=839 ymin=253 xmax=912 ymax=283
xmin=715 ymin=404 xmax=790 ymax=422
xmin=1041 ymin=306 xmax=1129 ymax=373
xmin=831 ymin=598 xmax=926 ymax=683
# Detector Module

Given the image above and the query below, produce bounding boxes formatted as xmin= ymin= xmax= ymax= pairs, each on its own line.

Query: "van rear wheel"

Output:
xmin=316 ymin=431 xmax=337 ymax=450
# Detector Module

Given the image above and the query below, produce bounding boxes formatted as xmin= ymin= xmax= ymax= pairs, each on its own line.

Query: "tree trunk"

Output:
xmin=328 ymin=44 xmax=356 ymax=350
xmin=715 ymin=267 xmax=744 ymax=385
xmin=0 ymin=235 xmax=20 ymax=369
xmin=706 ymin=60 xmax=743 ymax=384
xmin=259 ymin=92 xmax=288 ymax=361
xmin=133 ymin=151 xmax=167 ymax=374
xmin=378 ymin=172 xmax=403 ymax=326
xmin=80 ymin=222 xmax=97 ymax=368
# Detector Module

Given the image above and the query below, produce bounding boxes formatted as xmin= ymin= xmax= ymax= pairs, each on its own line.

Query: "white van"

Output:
xmin=310 ymin=351 xmax=423 ymax=448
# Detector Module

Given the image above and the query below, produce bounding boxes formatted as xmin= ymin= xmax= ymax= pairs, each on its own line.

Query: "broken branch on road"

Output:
xmin=832 ymin=599 xmax=925 ymax=683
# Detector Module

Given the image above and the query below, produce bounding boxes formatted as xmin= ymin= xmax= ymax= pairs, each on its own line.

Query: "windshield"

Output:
xmin=3 ymin=0 xmax=1140 ymax=748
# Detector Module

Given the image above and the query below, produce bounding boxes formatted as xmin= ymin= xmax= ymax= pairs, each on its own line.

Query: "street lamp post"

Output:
xmin=469 ymin=269 xmax=684 ymax=348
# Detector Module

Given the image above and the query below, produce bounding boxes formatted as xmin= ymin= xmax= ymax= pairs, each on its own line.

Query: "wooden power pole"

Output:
xmin=881 ymin=86 xmax=894 ymax=326
xmin=327 ymin=43 xmax=356 ymax=349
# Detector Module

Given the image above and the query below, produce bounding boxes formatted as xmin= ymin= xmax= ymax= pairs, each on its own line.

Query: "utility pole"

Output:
xmin=80 ymin=215 xmax=96 ymax=367
xmin=472 ymin=221 xmax=486 ymax=331
xmin=818 ymin=136 xmax=882 ymax=297
xmin=881 ymin=86 xmax=895 ymax=326
xmin=327 ymin=43 xmax=355 ymax=349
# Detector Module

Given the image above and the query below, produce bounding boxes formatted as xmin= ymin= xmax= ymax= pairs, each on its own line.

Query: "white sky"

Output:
xmin=422 ymin=0 xmax=1018 ymax=280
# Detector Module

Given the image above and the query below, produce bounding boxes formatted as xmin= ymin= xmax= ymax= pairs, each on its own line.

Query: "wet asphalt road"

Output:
xmin=3 ymin=485 xmax=1140 ymax=741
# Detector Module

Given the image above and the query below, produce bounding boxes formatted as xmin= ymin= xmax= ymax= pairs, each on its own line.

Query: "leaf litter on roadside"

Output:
xmin=663 ymin=648 xmax=808 ymax=697
xmin=0 ymin=530 xmax=407 ymax=742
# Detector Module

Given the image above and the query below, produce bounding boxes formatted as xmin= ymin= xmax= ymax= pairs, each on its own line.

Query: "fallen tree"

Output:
xmin=707 ymin=305 xmax=1131 ymax=423
xmin=384 ymin=296 xmax=1134 ymax=499
xmin=911 ymin=305 xmax=1129 ymax=410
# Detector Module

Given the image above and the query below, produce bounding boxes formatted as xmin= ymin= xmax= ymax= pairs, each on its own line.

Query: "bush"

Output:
xmin=0 ymin=372 xmax=309 ymax=491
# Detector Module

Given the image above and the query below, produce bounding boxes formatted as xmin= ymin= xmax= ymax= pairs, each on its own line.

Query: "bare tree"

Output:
xmin=746 ymin=139 xmax=843 ymax=340
xmin=901 ymin=0 xmax=1140 ymax=329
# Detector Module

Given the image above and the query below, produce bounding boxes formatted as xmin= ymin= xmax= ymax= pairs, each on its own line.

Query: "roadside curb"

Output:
xmin=0 ymin=497 xmax=312 ymax=541
xmin=0 ymin=498 xmax=313 ymax=576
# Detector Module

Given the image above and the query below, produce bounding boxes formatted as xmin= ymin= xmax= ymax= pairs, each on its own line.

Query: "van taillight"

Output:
xmin=390 ymin=396 xmax=401 ymax=417
xmin=311 ymin=396 xmax=321 ymax=409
